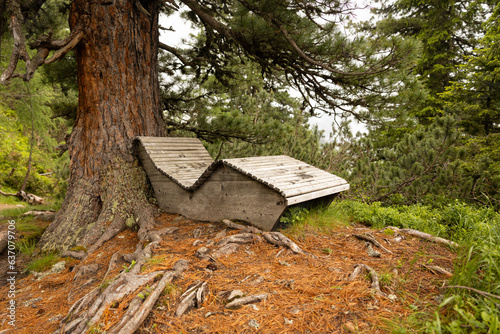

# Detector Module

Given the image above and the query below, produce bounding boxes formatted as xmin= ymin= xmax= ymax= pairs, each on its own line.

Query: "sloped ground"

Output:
xmin=0 ymin=212 xmax=455 ymax=333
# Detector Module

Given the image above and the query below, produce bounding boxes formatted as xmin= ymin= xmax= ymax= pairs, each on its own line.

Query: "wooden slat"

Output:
xmin=259 ymin=170 xmax=332 ymax=183
xmin=229 ymin=163 xmax=311 ymax=174
xmin=241 ymin=166 xmax=318 ymax=179
xmin=286 ymin=184 xmax=350 ymax=205
xmin=272 ymin=174 xmax=343 ymax=189
xmin=282 ymin=179 xmax=348 ymax=198
xmin=147 ymin=151 xmax=211 ymax=157
xmin=144 ymin=143 xmax=207 ymax=149
xmin=223 ymin=156 xmax=299 ymax=167
xmin=149 ymin=157 xmax=213 ymax=163
xmin=138 ymin=137 xmax=202 ymax=143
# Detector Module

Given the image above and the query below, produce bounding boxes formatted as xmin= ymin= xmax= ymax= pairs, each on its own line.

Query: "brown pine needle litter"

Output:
xmin=0 ymin=213 xmax=456 ymax=333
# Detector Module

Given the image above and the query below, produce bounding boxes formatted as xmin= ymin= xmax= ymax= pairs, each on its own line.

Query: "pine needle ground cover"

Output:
xmin=0 ymin=212 xmax=456 ymax=333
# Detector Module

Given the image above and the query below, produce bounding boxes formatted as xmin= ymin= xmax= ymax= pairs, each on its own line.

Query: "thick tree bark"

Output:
xmin=39 ymin=0 xmax=166 ymax=251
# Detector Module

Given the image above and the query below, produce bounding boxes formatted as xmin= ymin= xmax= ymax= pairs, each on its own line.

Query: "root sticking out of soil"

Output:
xmin=0 ymin=214 xmax=457 ymax=333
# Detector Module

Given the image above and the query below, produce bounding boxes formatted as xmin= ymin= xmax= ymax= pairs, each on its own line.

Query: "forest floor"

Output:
xmin=0 ymin=211 xmax=456 ymax=333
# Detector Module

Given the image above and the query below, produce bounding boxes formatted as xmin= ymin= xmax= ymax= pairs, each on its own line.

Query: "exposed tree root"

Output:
xmin=175 ymin=281 xmax=209 ymax=317
xmin=348 ymin=264 xmax=387 ymax=297
xmin=384 ymin=226 xmax=459 ymax=248
xmin=222 ymin=219 xmax=313 ymax=257
xmin=354 ymin=233 xmax=393 ymax=254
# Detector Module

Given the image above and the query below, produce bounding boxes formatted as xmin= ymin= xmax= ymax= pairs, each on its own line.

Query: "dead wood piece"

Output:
xmin=224 ymin=293 xmax=268 ymax=309
xmin=422 ymin=264 xmax=453 ymax=277
xmin=348 ymin=264 xmax=387 ymax=297
xmin=212 ymin=243 xmax=239 ymax=258
xmin=22 ymin=210 xmax=55 ymax=216
xmin=219 ymin=290 xmax=245 ymax=302
xmin=365 ymin=242 xmax=381 ymax=258
xmin=445 ymin=285 xmax=500 ymax=300
xmin=387 ymin=226 xmax=458 ymax=248
xmin=222 ymin=219 xmax=263 ymax=234
xmin=354 ymin=234 xmax=392 ymax=254
xmin=217 ymin=233 xmax=262 ymax=247
xmin=17 ymin=190 xmax=44 ymax=205
xmin=175 ymin=281 xmax=209 ymax=317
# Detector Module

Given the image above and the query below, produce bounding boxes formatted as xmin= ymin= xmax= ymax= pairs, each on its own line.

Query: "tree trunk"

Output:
xmin=39 ymin=0 xmax=166 ymax=251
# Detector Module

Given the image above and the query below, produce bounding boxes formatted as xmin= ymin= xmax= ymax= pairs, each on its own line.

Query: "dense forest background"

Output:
xmin=1 ymin=0 xmax=499 ymax=209
xmin=1 ymin=0 xmax=499 ymax=332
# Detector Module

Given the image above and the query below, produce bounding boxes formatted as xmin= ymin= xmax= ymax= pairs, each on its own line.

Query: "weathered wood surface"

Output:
xmin=133 ymin=136 xmax=350 ymax=230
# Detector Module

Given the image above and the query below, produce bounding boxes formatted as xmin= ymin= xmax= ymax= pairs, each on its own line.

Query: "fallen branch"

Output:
xmin=445 ymin=286 xmax=500 ymax=300
xmin=175 ymin=281 xmax=209 ymax=317
xmin=422 ymin=264 xmax=453 ymax=277
xmin=385 ymin=227 xmax=458 ymax=248
xmin=224 ymin=293 xmax=268 ymax=309
xmin=354 ymin=233 xmax=392 ymax=254
xmin=0 ymin=189 xmax=44 ymax=205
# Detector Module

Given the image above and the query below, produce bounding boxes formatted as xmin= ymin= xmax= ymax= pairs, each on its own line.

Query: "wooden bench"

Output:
xmin=134 ymin=137 xmax=349 ymax=231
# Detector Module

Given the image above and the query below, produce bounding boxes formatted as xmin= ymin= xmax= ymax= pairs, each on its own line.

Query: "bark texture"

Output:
xmin=39 ymin=0 xmax=165 ymax=251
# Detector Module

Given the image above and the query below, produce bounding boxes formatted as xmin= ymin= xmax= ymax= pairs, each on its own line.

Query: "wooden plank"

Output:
xmin=286 ymin=184 xmax=350 ymax=205
xmin=282 ymin=179 xmax=348 ymax=198
xmin=223 ymin=156 xmax=299 ymax=167
xmin=272 ymin=174 xmax=344 ymax=189
xmin=148 ymin=157 xmax=213 ymax=163
xmin=239 ymin=166 xmax=318 ymax=179
xmin=138 ymin=137 xmax=202 ymax=143
xmin=258 ymin=170 xmax=332 ymax=183
xmin=224 ymin=159 xmax=305 ymax=170
xmin=144 ymin=143 xmax=207 ymax=149
xmin=147 ymin=151 xmax=212 ymax=157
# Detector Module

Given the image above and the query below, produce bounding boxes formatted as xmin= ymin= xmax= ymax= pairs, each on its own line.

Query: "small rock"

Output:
xmin=288 ymin=307 xmax=301 ymax=315
xmin=248 ymin=319 xmax=260 ymax=329
xmin=246 ymin=304 xmax=259 ymax=311
xmin=388 ymin=294 xmax=398 ymax=301
xmin=284 ymin=318 xmax=293 ymax=325
xmin=193 ymin=239 xmax=203 ymax=247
